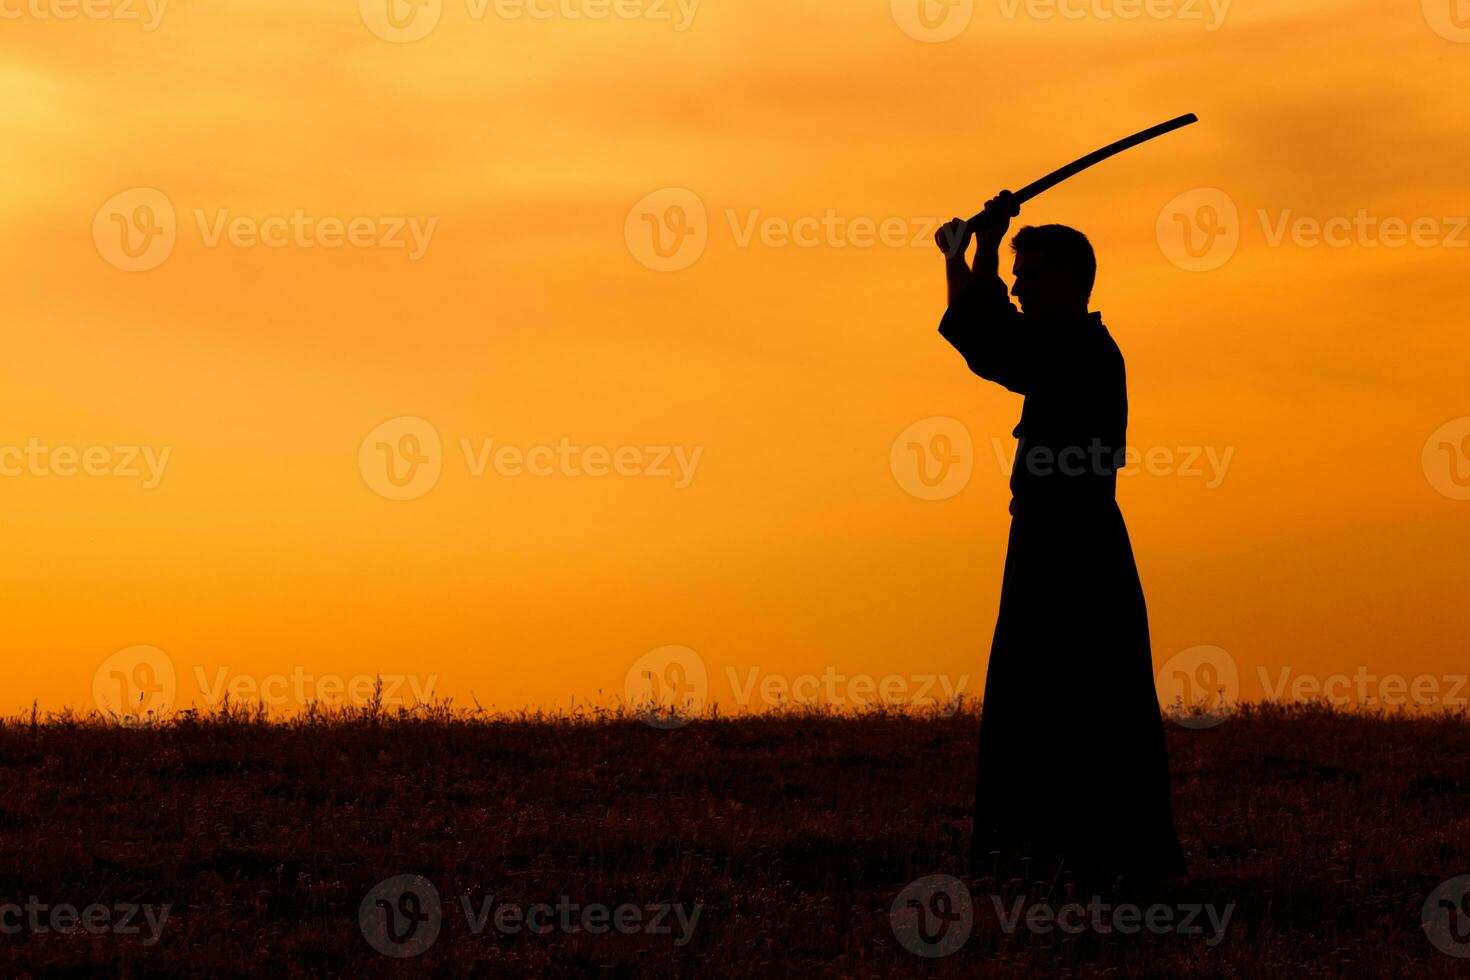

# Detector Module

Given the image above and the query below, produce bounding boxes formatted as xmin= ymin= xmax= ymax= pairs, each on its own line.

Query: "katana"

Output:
xmin=968 ymin=113 xmax=1199 ymax=228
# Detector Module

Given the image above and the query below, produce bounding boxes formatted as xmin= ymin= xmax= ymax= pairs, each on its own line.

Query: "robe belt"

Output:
xmin=1009 ymin=496 xmax=1118 ymax=517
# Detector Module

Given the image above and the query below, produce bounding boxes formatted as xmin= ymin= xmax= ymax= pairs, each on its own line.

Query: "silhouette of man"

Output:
xmin=935 ymin=191 xmax=1186 ymax=893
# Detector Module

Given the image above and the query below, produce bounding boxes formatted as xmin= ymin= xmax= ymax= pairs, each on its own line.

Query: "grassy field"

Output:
xmin=0 ymin=700 xmax=1466 ymax=977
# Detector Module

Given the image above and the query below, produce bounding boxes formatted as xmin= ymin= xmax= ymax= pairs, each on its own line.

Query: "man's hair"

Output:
xmin=1009 ymin=224 xmax=1096 ymax=301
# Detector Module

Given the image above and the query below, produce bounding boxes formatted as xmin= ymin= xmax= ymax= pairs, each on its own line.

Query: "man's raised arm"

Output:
xmin=934 ymin=191 xmax=1031 ymax=393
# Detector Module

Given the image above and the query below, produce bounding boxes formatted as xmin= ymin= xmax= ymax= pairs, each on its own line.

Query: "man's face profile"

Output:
xmin=1011 ymin=249 xmax=1086 ymax=320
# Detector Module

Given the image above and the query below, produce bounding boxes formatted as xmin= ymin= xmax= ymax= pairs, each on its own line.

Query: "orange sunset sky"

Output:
xmin=1 ymin=0 xmax=1467 ymax=717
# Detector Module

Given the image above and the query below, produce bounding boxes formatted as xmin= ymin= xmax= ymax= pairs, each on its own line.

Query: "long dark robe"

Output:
xmin=939 ymin=274 xmax=1187 ymax=890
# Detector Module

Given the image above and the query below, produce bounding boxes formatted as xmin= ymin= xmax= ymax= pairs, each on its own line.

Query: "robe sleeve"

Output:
xmin=937 ymin=273 xmax=1036 ymax=395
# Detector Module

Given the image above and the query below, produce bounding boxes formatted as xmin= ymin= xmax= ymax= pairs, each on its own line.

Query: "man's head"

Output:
xmin=1008 ymin=224 xmax=1096 ymax=320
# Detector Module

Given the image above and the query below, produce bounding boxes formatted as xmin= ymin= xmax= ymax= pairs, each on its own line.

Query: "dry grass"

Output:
xmin=0 ymin=698 xmax=1465 ymax=976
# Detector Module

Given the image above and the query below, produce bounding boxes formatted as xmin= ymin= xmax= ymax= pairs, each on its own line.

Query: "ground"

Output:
xmin=0 ymin=701 xmax=1465 ymax=976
